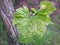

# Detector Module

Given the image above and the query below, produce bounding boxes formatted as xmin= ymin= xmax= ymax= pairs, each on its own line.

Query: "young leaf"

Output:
xmin=39 ymin=1 xmax=56 ymax=15
xmin=15 ymin=6 xmax=30 ymax=18
xmin=12 ymin=1 xmax=56 ymax=44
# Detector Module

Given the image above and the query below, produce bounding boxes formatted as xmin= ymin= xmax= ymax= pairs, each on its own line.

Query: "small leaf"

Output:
xmin=31 ymin=8 xmax=37 ymax=13
xmin=39 ymin=1 xmax=56 ymax=15
xmin=16 ymin=6 xmax=30 ymax=18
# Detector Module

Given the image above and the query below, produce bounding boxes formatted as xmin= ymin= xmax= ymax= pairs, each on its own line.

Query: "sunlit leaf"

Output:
xmin=12 ymin=1 xmax=56 ymax=44
xmin=39 ymin=1 xmax=56 ymax=15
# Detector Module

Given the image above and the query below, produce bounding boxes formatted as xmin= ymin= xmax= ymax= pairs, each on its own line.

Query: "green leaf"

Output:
xmin=39 ymin=1 xmax=56 ymax=15
xmin=12 ymin=1 xmax=56 ymax=44
xmin=31 ymin=8 xmax=37 ymax=13
xmin=15 ymin=6 xmax=30 ymax=18
xmin=17 ymin=16 xmax=47 ymax=43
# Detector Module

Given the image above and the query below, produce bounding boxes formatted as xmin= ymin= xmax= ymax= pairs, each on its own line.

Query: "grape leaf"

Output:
xmin=12 ymin=1 xmax=56 ymax=44
xmin=39 ymin=1 xmax=56 ymax=15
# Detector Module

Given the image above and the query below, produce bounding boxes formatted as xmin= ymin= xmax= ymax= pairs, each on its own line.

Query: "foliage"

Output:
xmin=12 ymin=1 xmax=56 ymax=44
xmin=0 ymin=17 xmax=8 ymax=45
